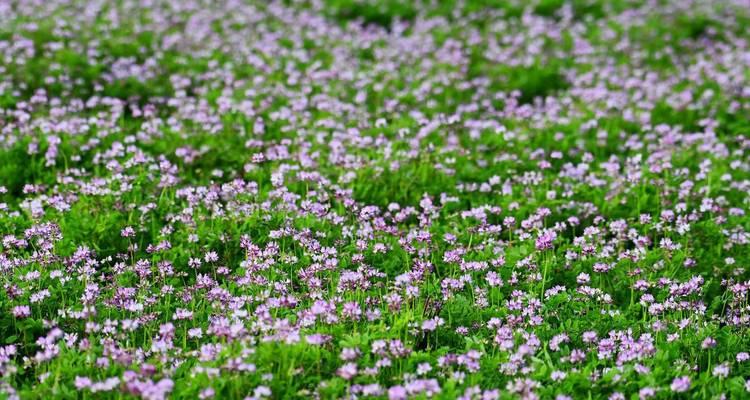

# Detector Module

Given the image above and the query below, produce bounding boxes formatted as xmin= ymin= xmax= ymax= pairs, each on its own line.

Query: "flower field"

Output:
xmin=1 ymin=0 xmax=750 ymax=398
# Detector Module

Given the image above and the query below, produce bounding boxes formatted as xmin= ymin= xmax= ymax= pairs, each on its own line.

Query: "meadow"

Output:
xmin=0 ymin=0 xmax=750 ymax=398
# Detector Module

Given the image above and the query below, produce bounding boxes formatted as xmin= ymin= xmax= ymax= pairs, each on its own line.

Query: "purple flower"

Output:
xmin=701 ymin=337 xmax=717 ymax=349
xmin=535 ymin=231 xmax=557 ymax=251
xmin=337 ymin=363 xmax=358 ymax=380
xmin=670 ymin=376 xmax=690 ymax=393
xmin=12 ymin=305 xmax=31 ymax=318
xmin=388 ymin=386 xmax=407 ymax=400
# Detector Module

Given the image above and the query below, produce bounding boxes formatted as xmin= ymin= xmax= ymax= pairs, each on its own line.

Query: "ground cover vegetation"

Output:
xmin=0 ymin=0 xmax=750 ymax=398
